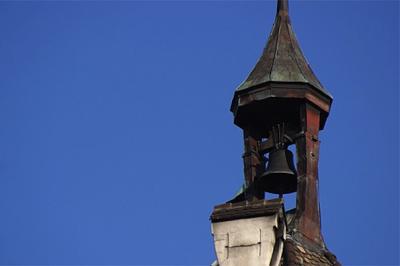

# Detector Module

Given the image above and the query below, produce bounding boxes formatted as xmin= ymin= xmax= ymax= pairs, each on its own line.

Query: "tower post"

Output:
xmin=295 ymin=103 xmax=323 ymax=245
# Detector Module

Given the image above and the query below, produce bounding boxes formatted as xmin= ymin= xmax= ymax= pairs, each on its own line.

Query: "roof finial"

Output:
xmin=277 ymin=0 xmax=289 ymax=16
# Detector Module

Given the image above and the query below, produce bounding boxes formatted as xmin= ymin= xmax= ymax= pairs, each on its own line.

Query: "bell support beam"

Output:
xmin=259 ymin=136 xmax=274 ymax=154
xmin=242 ymin=129 xmax=264 ymax=200
xmin=259 ymin=129 xmax=300 ymax=155
xmin=294 ymin=103 xmax=324 ymax=246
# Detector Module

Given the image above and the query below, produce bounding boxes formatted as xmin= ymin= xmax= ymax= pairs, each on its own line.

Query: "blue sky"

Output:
xmin=0 ymin=1 xmax=398 ymax=265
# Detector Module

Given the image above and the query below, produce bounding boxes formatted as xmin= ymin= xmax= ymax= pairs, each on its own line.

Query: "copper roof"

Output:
xmin=236 ymin=0 xmax=332 ymax=99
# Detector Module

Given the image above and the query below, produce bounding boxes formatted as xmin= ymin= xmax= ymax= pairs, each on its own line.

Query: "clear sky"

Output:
xmin=0 ymin=1 xmax=398 ymax=265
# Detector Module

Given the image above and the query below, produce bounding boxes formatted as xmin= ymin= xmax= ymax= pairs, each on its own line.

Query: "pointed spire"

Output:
xmin=277 ymin=0 xmax=289 ymax=16
xmin=236 ymin=0 xmax=332 ymax=99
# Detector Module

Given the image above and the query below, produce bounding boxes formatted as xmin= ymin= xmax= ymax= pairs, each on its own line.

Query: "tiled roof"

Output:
xmin=282 ymin=236 xmax=341 ymax=266
xmin=281 ymin=209 xmax=341 ymax=266
xmin=210 ymin=198 xmax=283 ymax=223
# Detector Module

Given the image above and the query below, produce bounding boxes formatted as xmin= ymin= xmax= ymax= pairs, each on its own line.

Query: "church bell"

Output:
xmin=259 ymin=147 xmax=297 ymax=194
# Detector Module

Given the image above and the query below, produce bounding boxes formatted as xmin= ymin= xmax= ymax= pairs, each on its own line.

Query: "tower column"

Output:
xmin=242 ymin=129 xmax=264 ymax=200
xmin=295 ymin=103 xmax=323 ymax=245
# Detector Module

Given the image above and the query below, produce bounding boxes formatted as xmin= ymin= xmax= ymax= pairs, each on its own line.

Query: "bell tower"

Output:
xmin=231 ymin=0 xmax=332 ymax=245
xmin=211 ymin=0 xmax=340 ymax=265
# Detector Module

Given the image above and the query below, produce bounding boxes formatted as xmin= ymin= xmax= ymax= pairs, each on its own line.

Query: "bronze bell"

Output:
xmin=258 ymin=148 xmax=297 ymax=194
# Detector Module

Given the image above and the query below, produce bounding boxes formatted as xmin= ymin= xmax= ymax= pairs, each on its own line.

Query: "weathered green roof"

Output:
xmin=236 ymin=0 xmax=332 ymax=99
